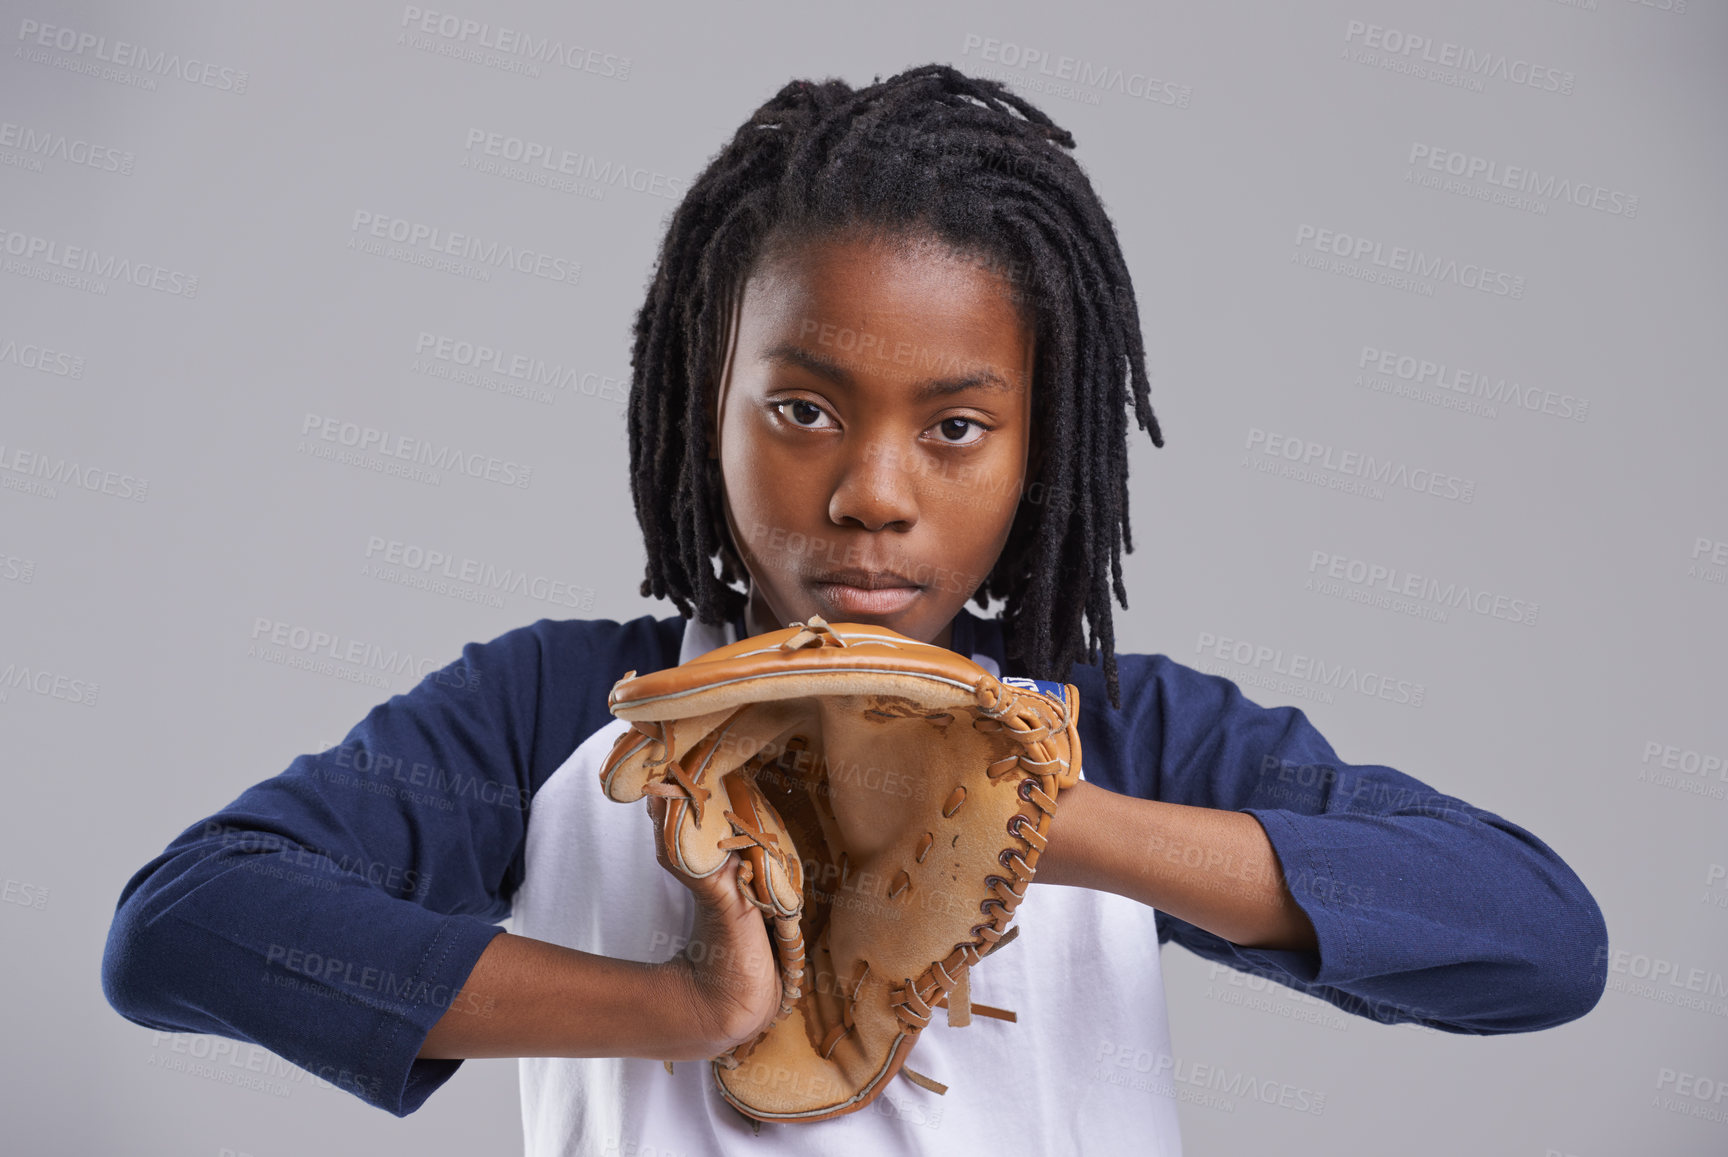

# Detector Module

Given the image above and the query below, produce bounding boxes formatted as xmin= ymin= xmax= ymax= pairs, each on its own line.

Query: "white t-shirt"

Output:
xmin=511 ymin=615 xmax=1184 ymax=1156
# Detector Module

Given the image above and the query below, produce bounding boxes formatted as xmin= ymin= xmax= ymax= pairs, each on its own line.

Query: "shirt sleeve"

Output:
xmin=99 ymin=614 xmax=674 ymax=1115
xmin=1077 ymin=652 xmax=1608 ymax=1035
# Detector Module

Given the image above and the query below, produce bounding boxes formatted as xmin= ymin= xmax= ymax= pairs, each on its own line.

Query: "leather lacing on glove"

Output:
xmin=606 ymin=616 xmax=1080 ymax=1122
xmin=878 ymin=676 xmax=1069 ymax=1097
xmin=721 ymin=643 xmax=1072 ymax=1100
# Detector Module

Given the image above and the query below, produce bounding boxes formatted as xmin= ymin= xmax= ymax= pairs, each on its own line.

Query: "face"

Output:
xmin=710 ymin=231 xmax=1036 ymax=651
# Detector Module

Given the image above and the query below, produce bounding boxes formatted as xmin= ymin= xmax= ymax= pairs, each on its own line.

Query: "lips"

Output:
xmin=809 ymin=567 xmax=923 ymax=618
xmin=811 ymin=567 xmax=922 ymax=591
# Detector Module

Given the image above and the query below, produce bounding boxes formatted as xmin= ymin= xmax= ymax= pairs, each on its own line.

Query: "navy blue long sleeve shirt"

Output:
xmin=100 ymin=608 xmax=1607 ymax=1116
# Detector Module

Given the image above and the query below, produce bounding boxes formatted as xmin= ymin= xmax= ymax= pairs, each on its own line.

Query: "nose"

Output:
xmin=828 ymin=440 xmax=919 ymax=533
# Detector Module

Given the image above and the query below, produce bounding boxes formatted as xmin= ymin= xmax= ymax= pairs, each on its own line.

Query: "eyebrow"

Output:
xmin=760 ymin=342 xmax=1018 ymax=402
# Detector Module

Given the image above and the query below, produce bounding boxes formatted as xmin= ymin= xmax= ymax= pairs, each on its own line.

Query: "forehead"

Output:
xmin=735 ymin=232 xmax=1035 ymax=359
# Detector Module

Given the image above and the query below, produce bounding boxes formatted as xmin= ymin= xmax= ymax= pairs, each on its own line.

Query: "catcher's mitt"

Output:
xmin=598 ymin=615 xmax=1082 ymax=1123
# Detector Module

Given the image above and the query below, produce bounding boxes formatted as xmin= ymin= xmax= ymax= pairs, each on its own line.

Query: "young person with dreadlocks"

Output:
xmin=102 ymin=65 xmax=1606 ymax=1153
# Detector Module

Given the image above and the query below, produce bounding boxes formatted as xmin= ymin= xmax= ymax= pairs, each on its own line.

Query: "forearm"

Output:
xmin=417 ymin=932 xmax=706 ymax=1061
xmin=1035 ymin=780 xmax=1317 ymax=952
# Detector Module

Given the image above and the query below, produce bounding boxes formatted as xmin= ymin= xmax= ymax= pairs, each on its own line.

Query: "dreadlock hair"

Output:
xmin=627 ymin=62 xmax=1164 ymax=708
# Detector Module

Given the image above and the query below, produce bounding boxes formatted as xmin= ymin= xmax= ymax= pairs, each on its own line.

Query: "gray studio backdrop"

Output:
xmin=3 ymin=1 xmax=1724 ymax=1154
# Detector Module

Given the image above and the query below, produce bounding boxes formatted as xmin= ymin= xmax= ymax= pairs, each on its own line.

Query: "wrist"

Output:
xmin=1035 ymin=779 xmax=1109 ymax=887
xmin=644 ymin=956 xmax=713 ymax=1061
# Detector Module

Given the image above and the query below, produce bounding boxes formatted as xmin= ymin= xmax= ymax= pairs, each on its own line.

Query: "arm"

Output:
xmin=411 ymin=934 xmax=701 ymax=1061
xmin=1037 ymin=781 xmax=1317 ymax=952
xmin=1043 ymin=652 xmax=1607 ymax=1033
xmin=100 ymin=615 xmax=770 ymax=1114
xmin=416 ymin=794 xmax=780 ymax=1062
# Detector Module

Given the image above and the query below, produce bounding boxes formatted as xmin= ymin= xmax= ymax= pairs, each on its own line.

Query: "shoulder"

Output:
xmin=484 ymin=606 xmax=687 ymax=692
xmin=1061 ymin=648 xmax=1177 ymax=777
xmin=487 ymin=611 xmax=685 ymax=683
xmin=1061 ymin=640 xmax=1320 ymax=802
xmin=1070 ymin=647 xmax=1257 ymax=729
xmin=961 ymin=609 xmax=1237 ymax=729
xmin=449 ymin=610 xmax=688 ymax=789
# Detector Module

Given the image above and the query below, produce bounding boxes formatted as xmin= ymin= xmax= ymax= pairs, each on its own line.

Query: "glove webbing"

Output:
xmin=875 ymin=682 xmax=1067 ymax=1099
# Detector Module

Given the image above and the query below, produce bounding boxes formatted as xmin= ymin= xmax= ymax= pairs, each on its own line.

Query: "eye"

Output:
xmin=928 ymin=416 xmax=988 ymax=447
xmin=770 ymin=398 xmax=837 ymax=430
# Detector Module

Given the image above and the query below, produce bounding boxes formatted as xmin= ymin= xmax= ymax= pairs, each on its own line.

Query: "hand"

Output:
xmin=645 ymin=794 xmax=783 ymax=1059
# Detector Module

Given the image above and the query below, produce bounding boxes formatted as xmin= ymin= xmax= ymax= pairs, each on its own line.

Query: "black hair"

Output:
xmin=626 ymin=62 xmax=1163 ymax=707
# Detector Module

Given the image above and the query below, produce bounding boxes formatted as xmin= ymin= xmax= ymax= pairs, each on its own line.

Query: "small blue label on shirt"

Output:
xmin=1000 ymin=675 xmax=1064 ymax=698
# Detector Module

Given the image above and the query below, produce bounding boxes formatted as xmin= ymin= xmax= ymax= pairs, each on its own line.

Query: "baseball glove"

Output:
xmin=598 ymin=615 xmax=1082 ymax=1123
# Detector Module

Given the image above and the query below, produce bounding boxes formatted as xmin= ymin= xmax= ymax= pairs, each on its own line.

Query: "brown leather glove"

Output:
xmin=599 ymin=615 xmax=1082 ymax=1123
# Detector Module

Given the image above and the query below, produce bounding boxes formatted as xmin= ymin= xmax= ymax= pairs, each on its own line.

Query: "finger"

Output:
xmin=647 ymin=795 xmax=722 ymax=895
xmin=645 ymin=795 xmax=678 ymax=874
